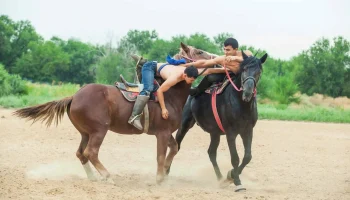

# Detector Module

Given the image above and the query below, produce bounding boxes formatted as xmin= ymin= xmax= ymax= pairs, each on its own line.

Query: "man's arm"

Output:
xmin=182 ymin=56 xmax=223 ymax=68
xmin=201 ymin=68 xmax=228 ymax=75
xmin=157 ymin=76 xmax=180 ymax=111
xmin=225 ymin=56 xmax=243 ymax=62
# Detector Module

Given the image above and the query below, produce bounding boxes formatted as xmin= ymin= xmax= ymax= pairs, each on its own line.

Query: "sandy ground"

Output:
xmin=0 ymin=108 xmax=349 ymax=200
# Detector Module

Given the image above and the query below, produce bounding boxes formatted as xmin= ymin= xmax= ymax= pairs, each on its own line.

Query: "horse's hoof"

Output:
xmin=226 ymin=169 xmax=233 ymax=181
xmin=165 ymin=167 xmax=171 ymax=175
xmin=156 ymin=175 xmax=165 ymax=185
xmin=88 ymin=176 xmax=98 ymax=182
xmin=101 ymin=177 xmax=116 ymax=185
xmin=235 ymin=185 xmax=246 ymax=192
xmin=219 ymin=178 xmax=233 ymax=188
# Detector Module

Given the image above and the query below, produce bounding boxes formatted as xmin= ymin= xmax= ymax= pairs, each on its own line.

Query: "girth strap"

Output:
xmin=143 ymin=104 xmax=149 ymax=133
xmin=211 ymin=89 xmax=226 ymax=133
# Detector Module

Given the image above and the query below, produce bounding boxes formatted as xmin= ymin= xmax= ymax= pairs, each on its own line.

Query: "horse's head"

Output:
xmin=240 ymin=51 xmax=268 ymax=102
xmin=173 ymin=42 xmax=217 ymax=62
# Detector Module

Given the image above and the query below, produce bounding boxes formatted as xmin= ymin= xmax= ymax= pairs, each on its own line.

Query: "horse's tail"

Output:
xmin=13 ymin=96 xmax=73 ymax=127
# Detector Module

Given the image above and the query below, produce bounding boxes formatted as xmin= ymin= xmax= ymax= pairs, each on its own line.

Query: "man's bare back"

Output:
xmin=156 ymin=63 xmax=207 ymax=80
xmin=156 ymin=63 xmax=184 ymax=80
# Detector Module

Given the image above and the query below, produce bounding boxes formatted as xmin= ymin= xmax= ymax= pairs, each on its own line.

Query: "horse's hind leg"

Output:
xmin=83 ymin=129 xmax=111 ymax=181
xmin=164 ymin=135 xmax=178 ymax=175
xmin=208 ymin=133 xmax=223 ymax=180
xmin=76 ymin=132 xmax=97 ymax=181
xmin=156 ymin=132 xmax=171 ymax=184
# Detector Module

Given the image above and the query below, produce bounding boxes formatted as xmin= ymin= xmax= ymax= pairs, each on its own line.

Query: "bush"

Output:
xmin=96 ymin=53 xmax=136 ymax=85
xmin=256 ymin=75 xmax=272 ymax=99
xmin=0 ymin=64 xmax=28 ymax=97
xmin=268 ymin=74 xmax=300 ymax=105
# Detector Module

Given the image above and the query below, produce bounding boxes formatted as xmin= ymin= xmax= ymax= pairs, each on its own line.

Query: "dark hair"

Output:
xmin=224 ymin=38 xmax=239 ymax=49
xmin=184 ymin=66 xmax=198 ymax=78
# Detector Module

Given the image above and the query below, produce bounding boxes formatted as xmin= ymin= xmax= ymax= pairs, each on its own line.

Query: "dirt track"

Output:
xmin=0 ymin=108 xmax=349 ymax=200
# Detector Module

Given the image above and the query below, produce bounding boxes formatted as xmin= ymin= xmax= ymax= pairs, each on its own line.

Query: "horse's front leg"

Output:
xmin=238 ymin=127 xmax=253 ymax=175
xmin=225 ymin=132 xmax=246 ymax=192
xmin=175 ymin=96 xmax=195 ymax=150
xmin=156 ymin=131 xmax=171 ymax=184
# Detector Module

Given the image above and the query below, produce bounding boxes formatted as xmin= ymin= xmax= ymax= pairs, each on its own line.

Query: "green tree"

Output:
xmin=147 ymin=35 xmax=189 ymax=61
xmin=147 ymin=39 xmax=171 ymax=61
xmin=95 ymin=52 xmax=135 ymax=85
xmin=295 ymin=36 xmax=350 ymax=97
xmin=187 ymin=33 xmax=220 ymax=55
xmin=213 ymin=32 xmax=234 ymax=51
xmin=13 ymin=40 xmax=70 ymax=83
xmin=118 ymin=30 xmax=158 ymax=56
xmin=59 ymin=38 xmax=98 ymax=84
xmin=0 ymin=15 xmax=42 ymax=72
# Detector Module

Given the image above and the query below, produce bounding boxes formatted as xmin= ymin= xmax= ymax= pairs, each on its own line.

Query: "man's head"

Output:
xmin=183 ymin=66 xmax=198 ymax=84
xmin=224 ymin=38 xmax=239 ymax=56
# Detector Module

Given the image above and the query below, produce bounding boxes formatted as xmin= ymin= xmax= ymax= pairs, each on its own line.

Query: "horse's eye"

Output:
xmin=198 ymin=51 xmax=203 ymax=54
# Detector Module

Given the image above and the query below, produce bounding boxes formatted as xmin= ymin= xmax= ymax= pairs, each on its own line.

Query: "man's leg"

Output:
xmin=131 ymin=54 xmax=148 ymax=67
xmin=128 ymin=61 xmax=156 ymax=130
xmin=190 ymin=73 xmax=226 ymax=96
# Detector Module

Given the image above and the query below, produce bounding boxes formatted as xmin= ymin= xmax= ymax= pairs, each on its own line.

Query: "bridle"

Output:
xmin=223 ymin=58 xmax=259 ymax=97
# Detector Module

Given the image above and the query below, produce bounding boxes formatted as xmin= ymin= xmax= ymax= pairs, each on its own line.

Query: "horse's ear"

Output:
xmin=180 ymin=42 xmax=190 ymax=53
xmin=242 ymin=50 xmax=248 ymax=60
xmin=260 ymin=53 xmax=268 ymax=64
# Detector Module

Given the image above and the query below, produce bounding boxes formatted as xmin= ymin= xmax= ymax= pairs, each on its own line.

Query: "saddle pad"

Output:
xmin=205 ymin=79 xmax=230 ymax=95
xmin=119 ymin=90 xmax=158 ymax=102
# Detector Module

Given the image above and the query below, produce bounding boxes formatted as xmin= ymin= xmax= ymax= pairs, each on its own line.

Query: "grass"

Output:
xmin=0 ymin=82 xmax=80 ymax=108
xmin=258 ymin=104 xmax=350 ymax=123
xmin=0 ymin=82 xmax=349 ymax=123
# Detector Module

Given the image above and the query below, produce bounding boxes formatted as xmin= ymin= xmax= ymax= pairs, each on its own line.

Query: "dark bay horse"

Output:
xmin=170 ymin=51 xmax=268 ymax=191
xmin=13 ymin=43 xmax=215 ymax=184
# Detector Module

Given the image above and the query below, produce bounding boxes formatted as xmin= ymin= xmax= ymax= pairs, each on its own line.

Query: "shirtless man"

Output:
xmin=128 ymin=61 xmax=224 ymax=130
xmin=181 ymin=38 xmax=253 ymax=96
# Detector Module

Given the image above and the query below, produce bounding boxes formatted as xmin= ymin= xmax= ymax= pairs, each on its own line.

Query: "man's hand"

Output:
xmin=225 ymin=56 xmax=238 ymax=62
xmin=162 ymin=108 xmax=169 ymax=119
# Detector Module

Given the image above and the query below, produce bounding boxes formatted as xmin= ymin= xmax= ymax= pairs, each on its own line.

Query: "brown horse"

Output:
xmin=13 ymin=43 xmax=215 ymax=184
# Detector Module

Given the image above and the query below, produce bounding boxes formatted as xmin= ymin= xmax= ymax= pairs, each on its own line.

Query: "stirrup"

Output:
xmin=128 ymin=114 xmax=142 ymax=123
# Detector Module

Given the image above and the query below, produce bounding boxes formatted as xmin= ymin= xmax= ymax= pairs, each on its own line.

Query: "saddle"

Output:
xmin=204 ymin=78 xmax=231 ymax=95
xmin=115 ymin=74 xmax=160 ymax=102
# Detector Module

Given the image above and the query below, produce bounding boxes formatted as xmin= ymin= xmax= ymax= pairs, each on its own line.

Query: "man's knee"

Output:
xmin=142 ymin=61 xmax=155 ymax=69
xmin=207 ymin=74 xmax=225 ymax=83
xmin=139 ymin=89 xmax=152 ymax=96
